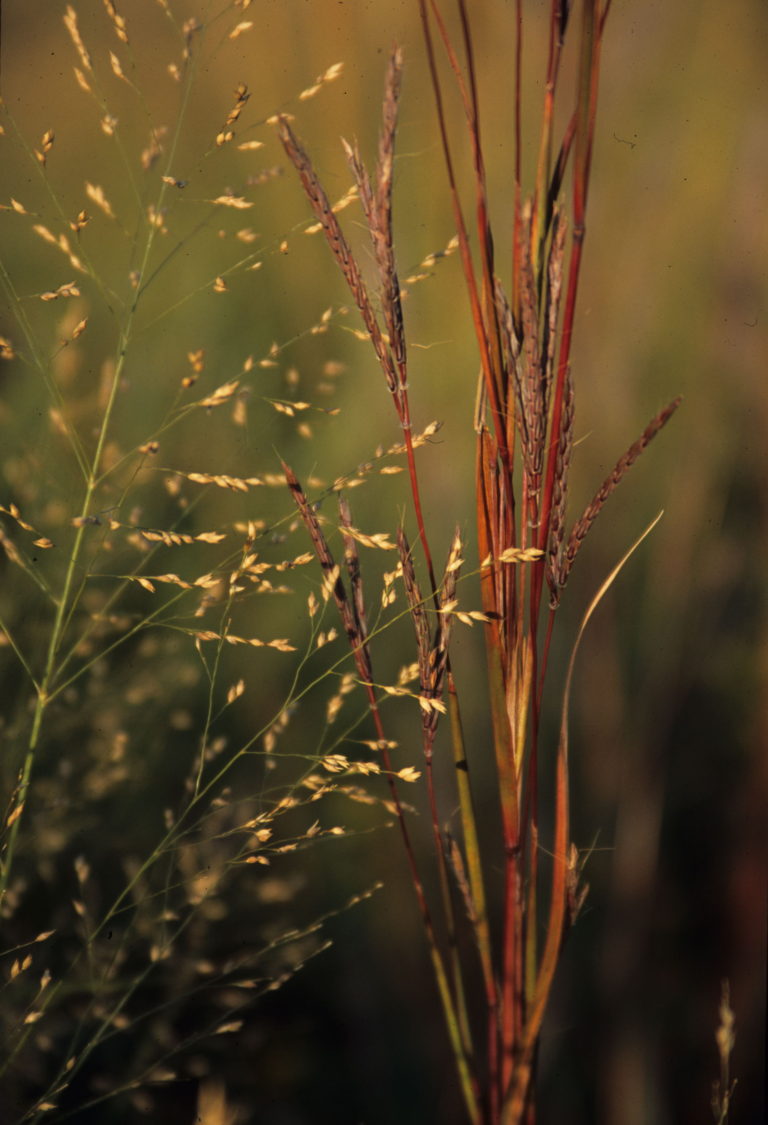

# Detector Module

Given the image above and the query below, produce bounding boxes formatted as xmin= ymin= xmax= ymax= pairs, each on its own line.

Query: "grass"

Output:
xmin=0 ymin=2 xmax=763 ymax=1124
xmin=276 ymin=5 xmax=681 ymax=1121
xmin=0 ymin=5 xmax=399 ymax=1120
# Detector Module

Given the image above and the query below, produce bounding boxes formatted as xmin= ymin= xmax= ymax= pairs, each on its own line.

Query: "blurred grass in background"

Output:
xmin=0 ymin=1 xmax=765 ymax=1122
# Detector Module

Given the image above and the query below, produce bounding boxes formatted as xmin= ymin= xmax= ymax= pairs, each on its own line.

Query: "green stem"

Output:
xmin=0 ymin=43 xmax=199 ymax=908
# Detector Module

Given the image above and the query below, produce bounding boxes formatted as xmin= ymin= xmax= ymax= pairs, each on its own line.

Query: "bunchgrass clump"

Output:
xmin=277 ymin=3 xmax=680 ymax=1122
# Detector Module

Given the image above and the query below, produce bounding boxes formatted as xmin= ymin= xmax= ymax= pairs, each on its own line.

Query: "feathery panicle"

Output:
xmin=277 ymin=117 xmax=398 ymax=394
xmin=374 ymin=46 xmax=407 ymax=374
xmin=558 ymin=396 xmax=682 ymax=587
xmin=282 ymin=461 xmax=371 ymax=683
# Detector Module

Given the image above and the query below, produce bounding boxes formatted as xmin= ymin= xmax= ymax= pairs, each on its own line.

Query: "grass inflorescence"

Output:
xmin=0 ymin=2 xmax=698 ymax=1123
xmin=277 ymin=3 xmax=680 ymax=1123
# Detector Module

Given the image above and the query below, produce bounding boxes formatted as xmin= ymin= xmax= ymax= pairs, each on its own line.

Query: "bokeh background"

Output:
xmin=0 ymin=1 xmax=765 ymax=1123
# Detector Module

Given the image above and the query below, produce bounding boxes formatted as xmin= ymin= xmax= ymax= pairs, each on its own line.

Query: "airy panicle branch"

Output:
xmin=277 ymin=56 xmax=439 ymax=596
xmin=282 ymin=461 xmax=481 ymax=1123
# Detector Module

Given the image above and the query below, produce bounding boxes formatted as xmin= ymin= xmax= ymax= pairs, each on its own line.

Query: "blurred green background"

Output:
xmin=0 ymin=1 xmax=765 ymax=1123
